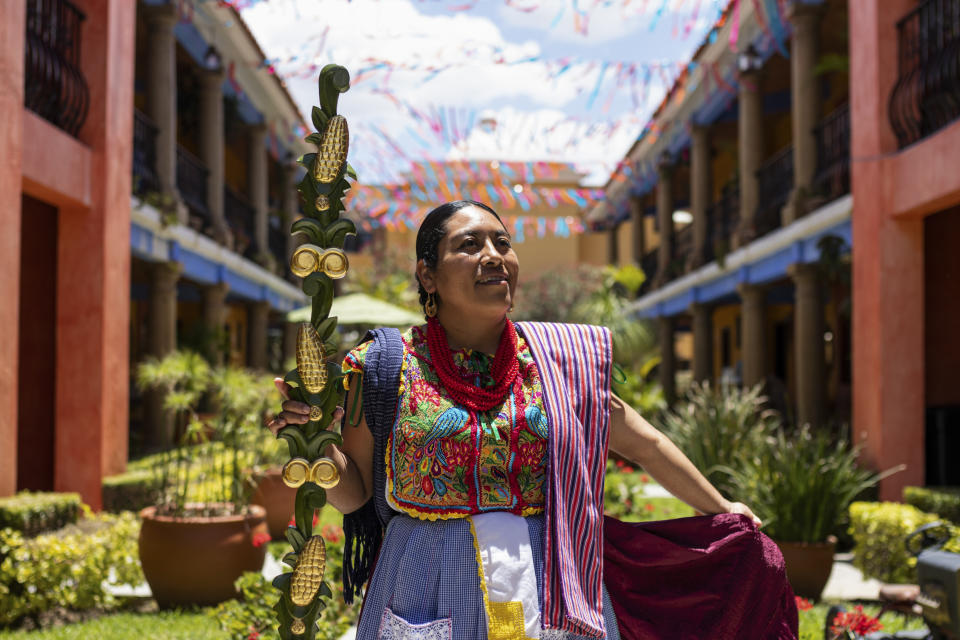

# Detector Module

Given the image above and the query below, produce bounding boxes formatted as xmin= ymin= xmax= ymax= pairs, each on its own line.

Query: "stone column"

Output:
xmin=783 ymin=3 xmax=825 ymax=225
xmin=608 ymin=226 xmax=619 ymax=265
xmin=199 ymin=68 xmax=231 ymax=245
xmin=202 ymin=282 xmax=230 ymax=366
xmin=282 ymin=321 xmax=298 ymax=369
xmin=737 ymin=68 xmax=764 ymax=248
xmin=249 ymin=124 xmax=270 ymax=266
xmin=146 ymin=261 xmax=182 ymax=449
xmin=655 ymin=160 xmax=674 ymax=285
xmin=690 ymin=125 xmax=711 ymax=269
xmin=248 ymin=301 xmax=271 ymax=370
xmin=283 ymin=162 xmax=302 ymax=265
xmin=629 ymin=195 xmax=646 ymax=264
xmin=789 ymin=263 xmax=826 ymax=427
xmin=658 ymin=315 xmax=676 ymax=405
xmin=143 ymin=3 xmax=184 ymax=222
xmin=737 ymin=283 xmax=767 ymax=388
xmin=691 ymin=303 xmax=713 ymax=384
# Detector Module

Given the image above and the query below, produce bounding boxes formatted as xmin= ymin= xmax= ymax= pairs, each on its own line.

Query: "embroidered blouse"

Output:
xmin=342 ymin=324 xmax=548 ymax=520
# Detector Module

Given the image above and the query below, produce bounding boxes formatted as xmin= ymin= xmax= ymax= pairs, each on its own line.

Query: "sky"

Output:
xmin=240 ymin=0 xmax=727 ymax=187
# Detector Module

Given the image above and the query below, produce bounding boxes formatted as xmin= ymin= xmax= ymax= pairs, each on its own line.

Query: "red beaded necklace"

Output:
xmin=426 ymin=316 xmax=520 ymax=412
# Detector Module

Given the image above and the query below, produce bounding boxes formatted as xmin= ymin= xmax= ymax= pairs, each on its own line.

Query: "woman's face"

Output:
xmin=419 ymin=206 xmax=519 ymax=320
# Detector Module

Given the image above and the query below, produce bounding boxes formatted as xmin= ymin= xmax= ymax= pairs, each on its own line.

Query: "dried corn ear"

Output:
xmin=296 ymin=323 xmax=328 ymax=393
xmin=290 ymin=535 xmax=327 ymax=606
xmin=313 ymin=115 xmax=348 ymax=184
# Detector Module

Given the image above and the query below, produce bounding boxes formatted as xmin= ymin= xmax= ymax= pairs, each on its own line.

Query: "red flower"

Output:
xmin=615 ymin=460 xmax=625 ymax=469
xmin=287 ymin=517 xmax=296 ymax=528
xmin=312 ymin=512 xmax=320 ymax=527
xmin=623 ymin=465 xmax=634 ymax=474
xmin=322 ymin=523 xmax=344 ymax=544
xmin=251 ymin=532 xmax=271 ymax=548
xmin=247 ymin=627 xmax=261 ymax=640
xmin=640 ymin=474 xmax=651 ymax=483
xmin=644 ymin=502 xmax=655 ymax=512
xmin=795 ymin=596 xmax=813 ymax=611
xmin=831 ymin=605 xmax=883 ymax=637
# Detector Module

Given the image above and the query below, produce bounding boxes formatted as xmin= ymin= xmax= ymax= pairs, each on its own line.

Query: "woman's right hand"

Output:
xmin=265 ymin=378 xmax=344 ymax=435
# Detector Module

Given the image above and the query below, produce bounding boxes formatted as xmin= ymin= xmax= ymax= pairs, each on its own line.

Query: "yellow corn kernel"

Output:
xmin=296 ymin=323 xmax=328 ymax=394
xmin=313 ymin=115 xmax=348 ymax=184
xmin=290 ymin=535 xmax=326 ymax=607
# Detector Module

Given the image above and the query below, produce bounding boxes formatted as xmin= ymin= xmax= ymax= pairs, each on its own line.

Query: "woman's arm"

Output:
xmin=267 ymin=376 xmax=374 ymax=514
xmin=608 ymin=392 xmax=761 ymax=525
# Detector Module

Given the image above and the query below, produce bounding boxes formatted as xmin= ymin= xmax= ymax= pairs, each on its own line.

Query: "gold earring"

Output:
xmin=424 ymin=292 xmax=438 ymax=318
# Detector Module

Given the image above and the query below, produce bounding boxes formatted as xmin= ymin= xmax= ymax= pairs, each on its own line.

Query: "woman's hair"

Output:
xmin=414 ymin=200 xmax=505 ymax=306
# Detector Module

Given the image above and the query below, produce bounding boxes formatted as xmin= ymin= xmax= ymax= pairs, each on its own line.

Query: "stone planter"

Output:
xmin=138 ymin=503 xmax=268 ymax=608
xmin=251 ymin=467 xmax=297 ymax=540
xmin=776 ymin=536 xmax=837 ymax=600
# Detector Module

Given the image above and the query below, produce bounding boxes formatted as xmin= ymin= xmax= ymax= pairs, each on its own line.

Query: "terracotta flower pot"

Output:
xmin=138 ymin=503 xmax=268 ymax=608
xmin=251 ymin=467 xmax=297 ymax=540
xmin=776 ymin=536 xmax=837 ymax=600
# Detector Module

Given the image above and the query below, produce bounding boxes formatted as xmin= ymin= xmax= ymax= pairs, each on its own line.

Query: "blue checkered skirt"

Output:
xmin=355 ymin=513 xmax=621 ymax=640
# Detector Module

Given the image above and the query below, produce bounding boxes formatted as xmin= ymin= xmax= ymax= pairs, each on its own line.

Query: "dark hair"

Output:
xmin=415 ymin=200 xmax=505 ymax=306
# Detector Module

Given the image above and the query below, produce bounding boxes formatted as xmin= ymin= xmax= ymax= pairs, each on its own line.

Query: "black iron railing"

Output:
xmin=755 ymin=145 xmax=793 ymax=237
xmin=133 ymin=109 xmax=160 ymax=195
xmin=639 ymin=248 xmax=658 ymax=294
xmin=673 ymin=224 xmax=694 ymax=272
xmin=813 ymin=103 xmax=851 ymax=201
xmin=176 ymin=145 xmax=209 ymax=223
xmin=706 ymin=182 xmax=740 ymax=263
xmin=225 ymin=185 xmax=255 ymax=258
xmin=24 ymin=0 xmax=89 ymax=136
xmin=889 ymin=0 xmax=960 ymax=148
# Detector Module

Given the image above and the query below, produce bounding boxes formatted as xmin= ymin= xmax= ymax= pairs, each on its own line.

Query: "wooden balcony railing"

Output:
xmin=813 ymin=103 xmax=851 ymax=201
xmin=639 ymin=248 xmax=658 ymax=295
xmin=133 ymin=109 xmax=159 ymax=195
xmin=706 ymin=183 xmax=740 ymax=263
xmin=673 ymin=224 xmax=694 ymax=273
xmin=24 ymin=0 xmax=89 ymax=136
xmin=755 ymin=145 xmax=793 ymax=238
xmin=224 ymin=185 xmax=255 ymax=258
xmin=268 ymin=217 xmax=288 ymax=267
xmin=175 ymin=145 xmax=209 ymax=224
xmin=889 ymin=0 xmax=960 ymax=148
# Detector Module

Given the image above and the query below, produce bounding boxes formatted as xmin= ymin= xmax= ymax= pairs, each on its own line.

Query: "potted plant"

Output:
xmin=722 ymin=425 xmax=902 ymax=599
xmin=135 ymin=351 xmax=275 ymax=608
xmin=250 ymin=433 xmax=297 ymax=540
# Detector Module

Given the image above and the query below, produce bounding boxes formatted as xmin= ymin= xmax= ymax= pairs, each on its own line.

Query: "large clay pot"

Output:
xmin=777 ymin=536 xmax=837 ymax=600
xmin=139 ymin=504 xmax=268 ymax=608
xmin=251 ymin=467 xmax=297 ymax=540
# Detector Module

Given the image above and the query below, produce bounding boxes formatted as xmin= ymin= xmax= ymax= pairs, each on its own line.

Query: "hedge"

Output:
xmin=904 ymin=486 xmax=960 ymax=524
xmin=101 ymin=470 xmax=163 ymax=514
xmin=0 ymin=492 xmax=81 ymax=537
xmin=849 ymin=501 xmax=943 ymax=584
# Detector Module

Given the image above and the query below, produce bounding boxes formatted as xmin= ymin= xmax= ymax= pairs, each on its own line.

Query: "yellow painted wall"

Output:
xmin=617 ymin=220 xmax=634 ymax=267
xmin=578 ymin=231 xmax=609 ymax=266
xmin=225 ymin=303 xmax=248 ymax=368
xmin=676 ymin=331 xmax=693 ymax=365
xmin=712 ymin=303 xmax=742 ymax=381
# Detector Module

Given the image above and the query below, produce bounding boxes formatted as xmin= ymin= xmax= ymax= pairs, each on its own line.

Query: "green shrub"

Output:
xmin=658 ymin=382 xmax=779 ymax=499
xmin=0 ymin=492 xmax=81 ymax=537
xmin=210 ymin=524 xmax=360 ymax=640
xmin=849 ymin=501 xmax=941 ymax=583
xmin=904 ymin=486 xmax=960 ymax=524
xmin=101 ymin=471 xmax=163 ymax=513
xmin=0 ymin=511 xmax=144 ymax=626
xmin=604 ymin=462 xmax=695 ymax=522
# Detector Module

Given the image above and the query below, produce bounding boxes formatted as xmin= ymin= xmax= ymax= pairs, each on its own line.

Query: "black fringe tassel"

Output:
xmin=342 ymin=498 xmax=382 ymax=604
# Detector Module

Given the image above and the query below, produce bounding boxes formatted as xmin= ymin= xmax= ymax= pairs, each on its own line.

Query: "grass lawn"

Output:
xmin=0 ymin=611 xmax=226 ymax=640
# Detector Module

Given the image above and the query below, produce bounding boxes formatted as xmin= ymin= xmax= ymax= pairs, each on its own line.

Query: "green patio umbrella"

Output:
xmin=286 ymin=291 xmax=422 ymax=327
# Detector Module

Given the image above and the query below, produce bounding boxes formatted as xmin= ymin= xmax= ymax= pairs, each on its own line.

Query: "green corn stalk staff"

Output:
xmin=271 ymin=64 xmax=357 ymax=640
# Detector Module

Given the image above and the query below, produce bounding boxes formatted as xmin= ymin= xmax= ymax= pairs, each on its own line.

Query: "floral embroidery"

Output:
xmin=342 ymin=325 xmax=548 ymax=519
xmin=377 ymin=608 xmax=453 ymax=640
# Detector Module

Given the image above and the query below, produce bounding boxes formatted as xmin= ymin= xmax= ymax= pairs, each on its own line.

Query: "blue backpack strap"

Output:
xmin=342 ymin=327 xmax=403 ymax=603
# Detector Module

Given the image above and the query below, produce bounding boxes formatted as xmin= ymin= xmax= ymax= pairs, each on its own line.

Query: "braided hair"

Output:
xmin=414 ymin=200 xmax=505 ymax=308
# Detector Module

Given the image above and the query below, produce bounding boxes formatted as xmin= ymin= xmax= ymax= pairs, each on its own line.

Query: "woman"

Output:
xmin=268 ymin=201 xmax=796 ymax=640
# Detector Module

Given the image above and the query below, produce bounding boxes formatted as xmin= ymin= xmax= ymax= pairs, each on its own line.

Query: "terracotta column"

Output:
xmin=737 ymin=68 xmax=764 ymax=247
xmin=783 ymin=3 xmax=825 ymax=224
xmin=145 ymin=261 xmax=181 ymax=449
xmin=202 ymin=282 xmax=230 ymax=365
xmin=199 ymin=68 xmax=231 ymax=245
xmin=737 ymin=283 xmax=767 ymax=388
xmin=249 ymin=123 xmax=270 ymax=266
xmin=248 ymin=300 xmax=270 ymax=370
xmin=282 ymin=321 xmax=298 ymax=369
xmin=0 ymin=0 xmax=26 ymax=497
xmin=690 ymin=125 xmax=711 ymax=269
xmin=283 ymin=162 xmax=302 ymax=265
xmin=789 ymin=263 xmax=826 ymax=427
xmin=659 ymin=315 xmax=676 ymax=405
xmin=143 ymin=3 xmax=183 ymax=222
xmin=655 ymin=160 xmax=674 ymax=285
xmin=691 ymin=303 xmax=713 ymax=384
xmin=629 ymin=195 xmax=646 ymax=264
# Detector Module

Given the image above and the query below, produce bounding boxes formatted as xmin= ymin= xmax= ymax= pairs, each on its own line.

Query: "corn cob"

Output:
xmin=296 ymin=323 xmax=328 ymax=394
xmin=313 ymin=115 xmax=348 ymax=184
xmin=290 ymin=535 xmax=327 ymax=606
xmin=290 ymin=244 xmax=323 ymax=279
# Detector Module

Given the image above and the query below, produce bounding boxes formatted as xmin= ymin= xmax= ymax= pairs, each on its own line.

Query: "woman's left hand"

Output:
xmin=725 ymin=501 xmax=762 ymax=528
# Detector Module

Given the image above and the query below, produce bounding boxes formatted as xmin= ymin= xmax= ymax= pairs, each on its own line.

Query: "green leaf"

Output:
xmin=272 ymin=571 xmax=292 ymax=591
xmin=278 ymin=426 xmax=308 ymax=458
xmin=315 ymin=316 xmax=338 ymax=341
xmin=307 ymin=430 xmax=343 ymax=459
xmin=291 ymin=218 xmax=326 ymax=245
xmin=325 ymin=219 xmax=356 ymax=248
xmin=311 ymin=106 xmax=327 ymax=133
xmin=345 ymin=164 xmax=358 ymax=181
xmin=285 ymin=525 xmax=306 ymax=551
xmin=297 ymin=153 xmax=317 ymax=171
xmin=282 ymin=552 xmax=299 ymax=568
xmin=304 ymin=132 xmax=324 ymax=146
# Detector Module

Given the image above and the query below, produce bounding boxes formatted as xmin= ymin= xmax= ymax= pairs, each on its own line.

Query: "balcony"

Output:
xmin=133 ymin=109 xmax=159 ymax=195
xmin=706 ymin=183 xmax=740 ymax=263
xmin=224 ymin=185 xmax=255 ymax=258
xmin=889 ymin=0 xmax=960 ymax=148
xmin=673 ymin=224 xmax=694 ymax=273
xmin=639 ymin=248 xmax=658 ymax=294
xmin=755 ymin=145 xmax=794 ymax=238
xmin=24 ymin=0 xmax=89 ymax=136
xmin=268 ymin=220 xmax=288 ymax=269
xmin=176 ymin=145 xmax=209 ymax=227
xmin=813 ymin=103 xmax=851 ymax=202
